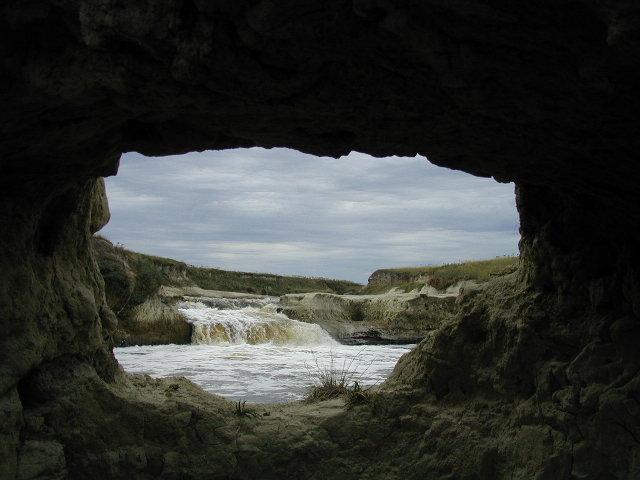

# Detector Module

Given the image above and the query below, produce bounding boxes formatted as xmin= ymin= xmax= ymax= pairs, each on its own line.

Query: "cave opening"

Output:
xmin=96 ymin=147 xmax=519 ymax=403
xmin=3 ymin=1 xmax=639 ymax=476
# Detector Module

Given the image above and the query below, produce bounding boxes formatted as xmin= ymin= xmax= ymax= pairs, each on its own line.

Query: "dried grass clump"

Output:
xmin=305 ymin=350 xmax=375 ymax=405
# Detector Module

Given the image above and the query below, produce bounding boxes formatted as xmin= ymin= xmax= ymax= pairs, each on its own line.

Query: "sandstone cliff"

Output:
xmin=280 ymin=289 xmax=462 ymax=344
xmin=93 ymin=236 xmax=192 ymax=346
xmin=278 ymin=260 xmax=516 ymax=345
xmin=365 ymin=257 xmax=519 ymax=293
xmin=93 ymin=236 xmax=361 ymax=345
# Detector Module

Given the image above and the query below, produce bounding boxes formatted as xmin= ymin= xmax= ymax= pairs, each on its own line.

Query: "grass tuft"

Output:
xmin=233 ymin=400 xmax=258 ymax=418
xmin=304 ymin=350 xmax=375 ymax=404
xmin=344 ymin=381 xmax=374 ymax=408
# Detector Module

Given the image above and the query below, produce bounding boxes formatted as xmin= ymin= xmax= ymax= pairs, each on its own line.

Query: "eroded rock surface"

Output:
xmin=92 ymin=236 xmax=192 ymax=346
xmin=280 ymin=290 xmax=458 ymax=344
xmin=1 ymin=1 xmax=640 ymax=478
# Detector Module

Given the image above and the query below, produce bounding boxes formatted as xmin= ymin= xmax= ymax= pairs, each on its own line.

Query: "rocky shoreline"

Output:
xmin=95 ymin=236 xmax=516 ymax=347
xmin=111 ymin=280 xmax=480 ymax=346
xmin=280 ymin=288 xmax=464 ymax=344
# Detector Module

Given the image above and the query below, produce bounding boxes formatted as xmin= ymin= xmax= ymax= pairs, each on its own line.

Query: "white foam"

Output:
xmin=114 ymin=297 xmax=414 ymax=403
xmin=179 ymin=301 xmax=337 ymax=346
xmin=114 ymin=342 xmax=414 ymax=403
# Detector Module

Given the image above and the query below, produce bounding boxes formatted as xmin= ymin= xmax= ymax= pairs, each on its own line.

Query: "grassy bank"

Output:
xmin=93 ymin=236 xmax=361 ymax=345
xmin=364 ymin=256 xmax=519 ymax=293
xmin=94 ymin=235 xmax=361 ymax=304
xmin=94 ymin=236 xmax=519 ymax=346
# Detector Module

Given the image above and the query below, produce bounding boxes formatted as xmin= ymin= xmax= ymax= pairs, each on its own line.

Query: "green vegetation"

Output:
xmin=93 ymin=235 xmax=517 ymax=348
xmin=305 ymin=378 xmax=352 ymax=403
xmin=306 ymin=375 xmax=375 ymax=407
xmin=233 ymin=400 xmax=258 ymax=418
xmin=93 ymin=235 xmax=362 ymax=345
xmin=93 ymin=235 xmax=361 ymax=300
xmin=94 ymin=237 xmax=193 ymax=346
xmin=93 ymin=238 xmax=165 ymax=316
xmin=304 ymin=351 xmax=373 ymax=404
xmin=186 ymin=265 xmax=361 ymax=296
xmin=363 ymin=256 xmax=519 ymax=293
xmin=343 ymin=381 xmax=374 ymax=409
xmin=95 ymin=236 xmax=516 ymax=304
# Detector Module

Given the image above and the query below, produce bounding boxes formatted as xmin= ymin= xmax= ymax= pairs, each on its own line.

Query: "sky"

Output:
xmin=100 ymin=148 xmax=520 ymax=283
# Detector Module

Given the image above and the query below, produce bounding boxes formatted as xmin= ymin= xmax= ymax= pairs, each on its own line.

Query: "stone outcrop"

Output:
xmin=366 ymin=270 xmax=424 ymax=291
xmin=280 ymin=290 xmax=459 ymax=344
xmin=365 ymin=257 xmax=518 ymax=293
xmin=112 ymin=296 xmax=192 ymax=346
xmin=93 ymin=236 xmax=357 ymax=346
xmin=1 ymin=1 xmax=640 ymax=478
xmin=93 ymin=236 xmax=192 ymax=346
xmin=159 ymin=285 xmax=275 ymax=302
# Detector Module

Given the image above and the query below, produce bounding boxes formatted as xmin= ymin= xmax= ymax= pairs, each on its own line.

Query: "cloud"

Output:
xmin=100 ymin=148 xmax=520 ymax=282
xmin=106 ymin=185 xmax=165 ymax=208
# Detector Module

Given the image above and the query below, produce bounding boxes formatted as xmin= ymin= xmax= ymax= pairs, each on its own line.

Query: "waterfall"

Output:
xmin=178 ymin=300 xmax=336 ymax=346
xmin=115 ymin=296 xmax=414 ymax=402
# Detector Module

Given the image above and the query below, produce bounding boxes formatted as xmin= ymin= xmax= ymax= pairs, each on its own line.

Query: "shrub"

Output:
xmin=98 ymin=258 xmax=132 ymax=309
xmin=128 ymin=257 xmax=164 ymax=305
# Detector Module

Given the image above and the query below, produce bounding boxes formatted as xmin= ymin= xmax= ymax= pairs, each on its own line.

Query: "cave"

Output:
xmin=1 ymin=1 xmax=639 ymax=479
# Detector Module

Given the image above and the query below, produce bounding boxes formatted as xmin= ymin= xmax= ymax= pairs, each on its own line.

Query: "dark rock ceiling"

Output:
xmin=1 ymin=0 xmax=639 ymax=205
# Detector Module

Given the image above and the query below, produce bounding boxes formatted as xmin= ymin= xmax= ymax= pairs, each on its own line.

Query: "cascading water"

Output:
xmin=114 ymin=296 xmax=413 ymax=403
xmin=180 ymin=300 xmax=337 ymax=346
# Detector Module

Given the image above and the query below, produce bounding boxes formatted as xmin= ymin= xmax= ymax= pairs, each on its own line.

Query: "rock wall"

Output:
xmin=1 ymin=1 xmax=640 ymax=478
xmin=280 ymin=291 xmax=458 ymax=344
xmin=0 ymin=177 xmax=118 ymax=478
xmin=112 ymin=297 xmax=192 ymax=346
xmin=385 ymin=184 xmax=640 ymax=477
xmin=365 ymin=257 xmax=518 ymax=293
xmin=367 ymin=270 xmax=421 ymax=290
xmin=93 ymin=236 xmax=192 ymax=346
xmin=93 ymin=236 xmax=360 ymax=346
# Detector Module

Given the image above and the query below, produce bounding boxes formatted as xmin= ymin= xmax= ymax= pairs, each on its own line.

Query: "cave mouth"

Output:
xmin=2 ymin=1 xmax=639 ymax=476
xmin=98 ymin=147 xmax=519 ymax=403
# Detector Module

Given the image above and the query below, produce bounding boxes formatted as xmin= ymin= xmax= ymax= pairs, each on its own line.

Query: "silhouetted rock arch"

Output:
xmin=1 ymin=1 xmax=639 ymax=478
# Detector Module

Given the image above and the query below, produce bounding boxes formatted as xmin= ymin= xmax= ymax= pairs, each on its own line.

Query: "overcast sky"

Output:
xmin=100 ymin=148 xmax=519 ymax=283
